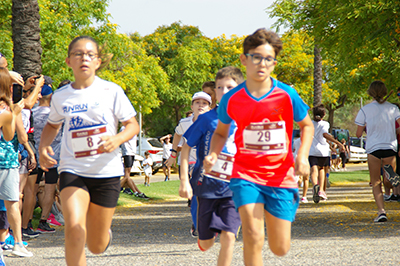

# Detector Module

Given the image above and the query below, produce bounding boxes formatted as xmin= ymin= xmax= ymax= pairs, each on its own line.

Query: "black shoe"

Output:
xmin=22 ymin=227 xmax=40 ymax=238
xmin=164 ymin=176 xmax=169 ymax=181
xmin=188 ymin=199 xmax=191 ymax=207
xmin=374 ymin=213 xmax=388 ymax=223
xmin=190 ymin=224 xmax=198 ymax=238
xmin=313 ymin=185 xmax=320 ymax=204
xmin=137 ymin=193 xmax=150 ymax=199
xmin=36 ymin=221 xmax=55 ymax=234
xmin=383 ymin=165 xmax=400 ymax=187
xmin=123 ymin=188 xmax=134 ymax=195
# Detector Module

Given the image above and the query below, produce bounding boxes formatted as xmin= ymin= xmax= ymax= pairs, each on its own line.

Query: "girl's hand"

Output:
xmin=39 ymin=146 xmax=57 ymax=171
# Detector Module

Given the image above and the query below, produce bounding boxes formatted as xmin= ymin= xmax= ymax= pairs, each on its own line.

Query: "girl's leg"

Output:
xmin=86 ymin=203 xmax=115 ymax=254
xmin=238 ymin=203 xmax=265 ymax=266
xmin=217 ymin=230 xmax=236 ymax=266
xmin=60 ymin=187 xmax=90 ymax=266
xmin=265 ymin=210 xmax=292 ymax=256
xmin=318 ymin=166 xmax=326 ymax=193
xmin=302 ymin=175 xmax=309 ymax=198
xmin=367 ymin=154 xmax=385 ymax=213
xmin=310 ymin=165 xmax=318 ymax=186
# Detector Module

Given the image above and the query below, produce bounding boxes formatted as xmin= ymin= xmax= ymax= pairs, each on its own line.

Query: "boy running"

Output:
xmin=179 ymin=66 xmax=244 ymax=266
xmin=204 ymin=29 xmax=314 ymax=264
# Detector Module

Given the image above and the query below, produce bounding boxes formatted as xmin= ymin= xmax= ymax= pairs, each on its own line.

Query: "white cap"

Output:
xmin=192 ymin=91 xmax=212 ymax=105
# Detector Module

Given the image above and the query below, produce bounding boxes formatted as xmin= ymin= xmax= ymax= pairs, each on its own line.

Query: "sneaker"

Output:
xmin=36 ymin=221 xmax=56 ymax=233
xmin=1 ymin=243 xmax=13 ymax=255
xmin=11 ymin=243 xmax=33 ymax=257
xmin=123 ymin=188 xmax=134 ymax=195
xmin=301 ymin=197 xmax=308 ymax=203
xmin=47 ymin=214 xmax=62 ymax=226
xmin=383 ymin=164 xmax=400 ymax=187
xmin=5 ymin=234 xmax=28 ymax=247
xmin=313 ymin=184 xmax=320 ymax=203
xmin=190 ymin=224 xmax=198 ymax=238
xmin=374 ymin=212 xmax=388 ymax=223
xmin=164 ymin=176 xmax=169 ymax=181
xmin=318 ymin=191 xmax=328 ymax=200
xmin=22 ymin=227 xmax=40 ymax=238
xmin=383 ymin=194 xmax=391 ymax=201
xmin=137 ymin=193 xmax=150 ymax=199
xmin=388 ymin=194 xmax=400 ymax=202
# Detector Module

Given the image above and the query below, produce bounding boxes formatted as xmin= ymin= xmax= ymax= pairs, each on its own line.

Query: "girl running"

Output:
xmin=38 ymin=36 xmax=139 ymax=265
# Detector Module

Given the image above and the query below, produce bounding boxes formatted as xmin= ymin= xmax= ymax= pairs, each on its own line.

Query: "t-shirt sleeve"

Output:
xmin=184 ymin=115 xmax=206 ymax=148
xmin=288 ymin=88 xmax=309 ymax=122
xmin=175 ymin=120 xmax=185 ymax=135
xmin=322 ymin=121 xmax=329 ymax=134
xmin=47 ymin=97 xmax=65 ymax=124
xmin=113 ymin=86 xmax=136 ymax=122
xmin=218 ymin=94 xmax=233 ymax=124
xmin=354 ymin=108 xmax=366 ymax=126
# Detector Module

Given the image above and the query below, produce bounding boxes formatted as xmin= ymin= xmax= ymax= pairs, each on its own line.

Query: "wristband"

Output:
xmin=170 ymin=154 xmax=176 ymax=159
xmin=170 ymin=149 xmax=177 ymax=154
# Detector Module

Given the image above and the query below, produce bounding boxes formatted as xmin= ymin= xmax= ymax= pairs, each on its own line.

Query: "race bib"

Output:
xmin=204 ymin=153 xmax=234 ymax=183
xmin=243 ymin=121 xmax=287 ymax=154
xmin=71 ymin=126 xmax=107 ymax=158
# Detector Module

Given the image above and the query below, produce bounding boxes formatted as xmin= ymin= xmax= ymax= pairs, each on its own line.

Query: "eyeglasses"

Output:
xmin=69 ymin=51 xmax=98 ymax=60
xmin=245 ymin=54 xmax=276 ymax=65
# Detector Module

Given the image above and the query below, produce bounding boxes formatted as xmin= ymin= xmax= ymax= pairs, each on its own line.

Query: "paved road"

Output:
xmin=6 ymin=163 xmax=400 ymax=265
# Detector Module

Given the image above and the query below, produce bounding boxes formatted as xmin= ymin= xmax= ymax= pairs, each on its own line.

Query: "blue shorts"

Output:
xmin=196 ymin=197 xmax=241 ymax=240
xmin=229 ymin=178 xmax=299 ymax=222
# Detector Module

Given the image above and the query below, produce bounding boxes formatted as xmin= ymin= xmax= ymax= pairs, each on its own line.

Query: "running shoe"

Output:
xmin=22 ymin=227 xmax=40 ymax=238
xmin=37 ymin=221 xmax=56 ymax=233
xmin=11 ymin=243 xmax=33 ymax=257
xmin=5 ymin=234 xmax=28 ymax=247
xmin=47 ymin=214 xmax=62 ymax=226
xmin=383 ymin=165 xmax=400 ymax=187
xmin=313 ymin=184 xmax=320 ymax=203
xmin=301 ymin=197 xmax=308 ymax=203
xmin=123 ymin=188 xmax=134 ymax=195
xmin=1 ymin=243 xmax=13 ymax=255
xmin=318 ymin=191 xmax=328 ymax=200
xmin=374 ymin=212 xmax=388 ymax=223
xmin=190 ymin=224 xmax=198 ymax=238
xmin=137 ymin=193 xmax=150 ymax=199
xmin=383 ymin=194 xmax=391 ymax=201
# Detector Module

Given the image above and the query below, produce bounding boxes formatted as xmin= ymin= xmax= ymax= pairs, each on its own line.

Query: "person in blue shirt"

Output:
xmin=179 ymin=66 xmax=244 ymax=266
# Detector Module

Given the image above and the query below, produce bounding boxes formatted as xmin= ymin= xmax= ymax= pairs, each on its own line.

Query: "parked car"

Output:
xmin=137 ymin=137 xmax=164 ymax=174
xmin=349 ymin=137 xmax=366 ymax=149
xmin=349 ymin=145 xmax=367 ymax=163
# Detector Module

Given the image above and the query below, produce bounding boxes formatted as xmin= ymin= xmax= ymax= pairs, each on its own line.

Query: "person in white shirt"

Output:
xmin=160 ymin=134 xmax=172 ymax=181
xmin=142 ymin=151 xmax=153 ymax=186
xmin=38 ymin=36 xmax=139 ymax=265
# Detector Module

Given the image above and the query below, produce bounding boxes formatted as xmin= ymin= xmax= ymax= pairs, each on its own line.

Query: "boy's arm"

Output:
xmin=39 ymin=122 xmax=62 ymax=171
xmin=179 ymin=143 xmax=193 ymax=199
xmin=203 ymin=121 xmax=230 ymax=173
xmin=295 ymin=114 xmax=314 ymax=177
xmin=166 ymin=133 xmax=181 ymax=167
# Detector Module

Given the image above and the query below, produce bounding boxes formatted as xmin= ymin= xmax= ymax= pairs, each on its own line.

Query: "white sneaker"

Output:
xmin=11 ymin=243 xmax=33 ymax=257
xmin=301 ymin=197 xmax=308 ymax=203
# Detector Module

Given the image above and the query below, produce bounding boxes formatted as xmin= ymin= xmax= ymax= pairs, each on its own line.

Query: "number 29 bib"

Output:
xmin=242 ymin=121 xmax=287 ymax=154
xmin=71 ymin=125 xmax=107 ymax=158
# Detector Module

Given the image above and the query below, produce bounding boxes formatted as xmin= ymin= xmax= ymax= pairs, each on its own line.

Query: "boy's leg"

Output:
xmin=238 ymin=203 xmax=265 ymax=266
xmin=217 ymin=230 xmax=236 ymax=266
xmin=60 ymin=186 xmax=90 ymax=266
xmin=264 ymin=210 xmax=292 ymax=256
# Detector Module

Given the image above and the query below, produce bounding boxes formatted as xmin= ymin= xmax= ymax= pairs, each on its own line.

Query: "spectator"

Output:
xmin=160 ymin=134 xmax=172 ymax=181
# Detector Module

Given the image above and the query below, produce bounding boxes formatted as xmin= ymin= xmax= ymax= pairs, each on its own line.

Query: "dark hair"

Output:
xmin=367 ymin=80 xmax=387 ymax=104
xmin=58 ymin=79 xmax=72 ymax=89
xmin=202 ymin=81 xmax=215 ymax=91
xmin=145 ymin=151 xmax=150 ymax=156
xmin=215 ymin=66 xmax=244 ymax=85
xmin=68 ymin=36 xmax=113 ymax=72
xmin=0 ymin=67 xmax=13 ymax=110
xmin=243 ymin=28 xmax=283 ymax=57
xmin=185 ymin=110 xmax=193 ymax=117
xmin=312 ymin=104 xmax=326 ymax=122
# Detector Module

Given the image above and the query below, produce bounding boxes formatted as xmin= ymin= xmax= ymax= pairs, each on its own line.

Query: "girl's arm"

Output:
xmin=203 ymin=121 xmax=230 ymax=173
xmin=39 ymin=122 xmax=62 ymax=171
xmin=100 ymin=116 xmax=139 ymax=153
xmin=179 ymin=143 xmax=193 ymax=199
xmin=322 ymin=133 xmax=344 ymax=151
xmin=16 ymin=114 xmax=28 ymax=144
xmin=0 ymin=100 xmax=24 ymax=141
xmin=295 ymin=114 xmax=314 ymax=176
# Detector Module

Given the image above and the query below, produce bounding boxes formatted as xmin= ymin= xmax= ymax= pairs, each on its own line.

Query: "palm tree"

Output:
xmin=12 ymin=0 xmax=42 ymax=77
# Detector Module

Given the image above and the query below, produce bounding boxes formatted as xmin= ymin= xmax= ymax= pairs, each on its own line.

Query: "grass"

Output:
xmin=329 ymin=170 xmax=370 ymax=184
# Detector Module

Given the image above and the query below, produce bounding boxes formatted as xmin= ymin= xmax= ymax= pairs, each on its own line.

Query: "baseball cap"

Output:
xmin=44 ymin=75 xmax=53 ymax=85
xmin=192 ymin=91 xmax=211 ymax=105
xmin=41 ymin=84 xmax=53 ymax=96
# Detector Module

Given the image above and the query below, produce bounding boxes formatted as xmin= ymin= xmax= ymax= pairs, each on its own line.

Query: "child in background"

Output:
xmin=143 ymin=151 xmax=153 ymax=186
xmin=204 ymin=29 xmax=314 ymax=264
xmin=202 ymin=81 xmax=216 ymax=109
xmin=179 ymin=66 xmax=243 ymax=266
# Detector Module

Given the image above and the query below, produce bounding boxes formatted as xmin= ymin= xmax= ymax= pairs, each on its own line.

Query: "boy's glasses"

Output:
xmin=69 ymin=52 xmax=98 ymax=60
xmin=245 ymin=54 xmax=276 ymax=65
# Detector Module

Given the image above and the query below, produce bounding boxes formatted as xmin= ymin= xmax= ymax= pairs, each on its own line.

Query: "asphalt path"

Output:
xmin=6 ymin=162 xmax=400 ymax=265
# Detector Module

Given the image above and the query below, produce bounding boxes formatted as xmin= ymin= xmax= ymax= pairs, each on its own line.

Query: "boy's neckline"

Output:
xmin=244 ymin=77 xmax=276 ymax=101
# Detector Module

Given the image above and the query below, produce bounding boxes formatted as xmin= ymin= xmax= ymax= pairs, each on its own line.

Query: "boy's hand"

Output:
xmin=203 ymin=154 xmax=217 ymax=173
xmin=179 ymin=179 xmax=193 ymax=199
xmin=294 ymin=155 xmax=310 ymax=177
xmin=99 ymin=135 xmax=120 ymax=153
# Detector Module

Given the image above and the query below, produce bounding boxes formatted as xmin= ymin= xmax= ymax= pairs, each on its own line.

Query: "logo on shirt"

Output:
xmin=63 ymin=104 xmax=88 ymax=114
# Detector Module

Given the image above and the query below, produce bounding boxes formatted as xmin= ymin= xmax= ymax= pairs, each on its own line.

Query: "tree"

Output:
xmin=11 ymin=0 xmax=42 ymax=77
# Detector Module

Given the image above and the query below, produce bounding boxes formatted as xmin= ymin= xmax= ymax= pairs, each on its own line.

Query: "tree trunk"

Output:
xmin=12 ymin=0 xmax=42 ymax=78
xmin=313 ymin=44 xmax=322 ymax=107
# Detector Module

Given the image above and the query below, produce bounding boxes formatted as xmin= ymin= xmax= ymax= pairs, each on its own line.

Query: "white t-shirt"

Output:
xmin=355 ymin=101 xmax=400 ymax=154
xmin=175 ymin=116 xmax=196 ymax=165
xmin=309 ymin=120 xmax=330 ymax=157
xmin=21 ymin=109 xmax=31 ymax=132
xmin=120 ymin=126 xmax=137 ymax=156
xmin=163 ymin=142 xmax=172 ymax=159
xmin=142 ymin=157 xmax=153 ymax=175
xmin=47 ymin=76 xmax=136 ymax=178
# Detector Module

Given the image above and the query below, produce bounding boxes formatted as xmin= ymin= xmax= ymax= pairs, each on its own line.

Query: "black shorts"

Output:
xmin=369 ymin=149 xmax=396 ymax=159
xmin=36 ymin=168 xmax=59 ymax=184
xmin=162 ymin=158 xmax=168 ymax=167
xmin=309 ymin=156 xmax=330 ymax=167
xmin=59 ymin=172 xmax=120 ymax=208
xmin=0 ymin=211 xmax=9 ymax=230
xmin=123 ymin=155 xmax=135 ymax=168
